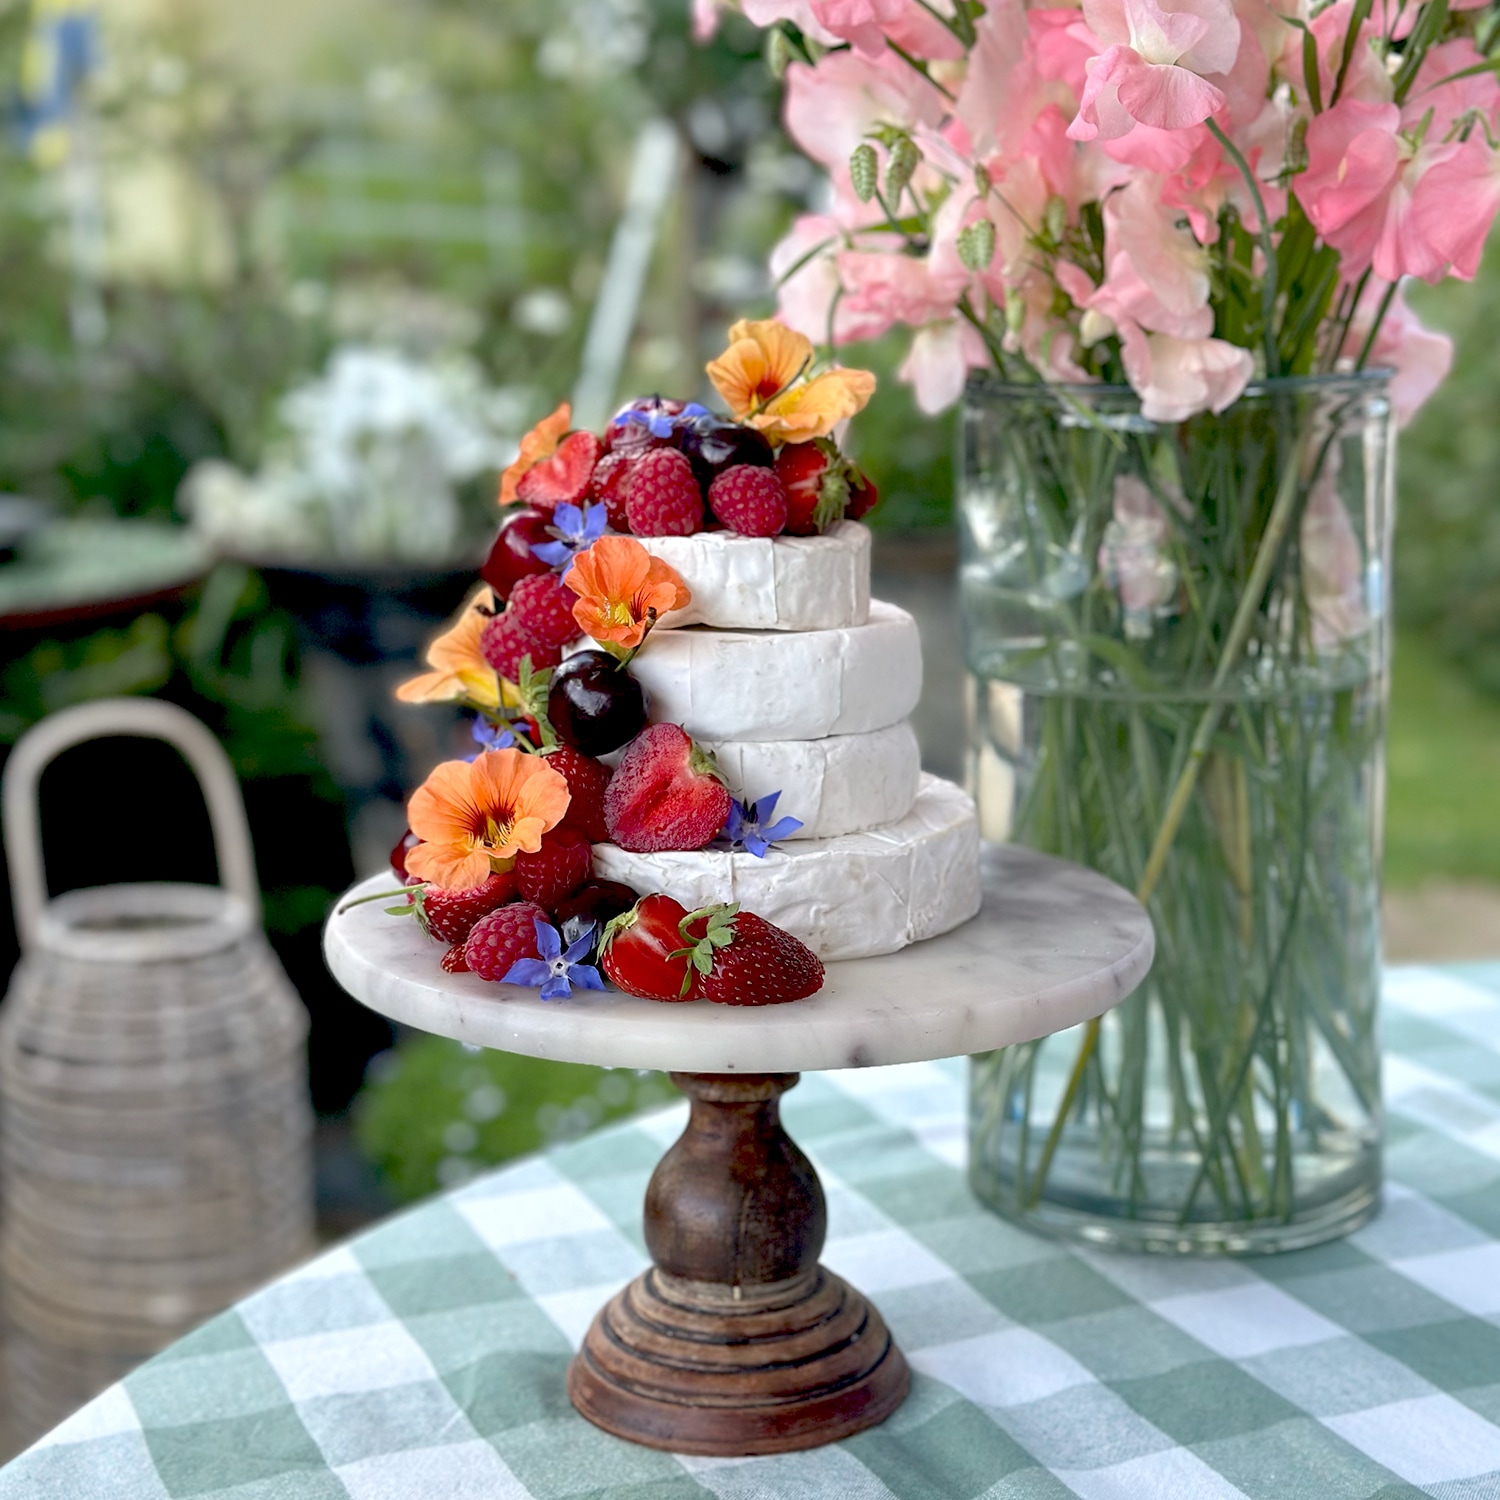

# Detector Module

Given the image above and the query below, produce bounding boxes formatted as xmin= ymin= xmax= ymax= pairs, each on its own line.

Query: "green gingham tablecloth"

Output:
xmin=8 ymin=963 xmax=1500 ymax=1500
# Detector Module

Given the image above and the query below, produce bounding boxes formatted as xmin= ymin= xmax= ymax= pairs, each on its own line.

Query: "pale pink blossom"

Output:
xmin=1342 ymin=283 xmax=1454 ymax=426
xmin=1300 ymin=460 xmax=1367 ymax=651
xmin=1068 ymin=0 xmax=1240 ymax=140
xmin=741 ymin=0 xmax=840 ymax=45
xmin=808 ymin=0 xmax=907 ymax=55
xmin=1298 ymin=97 xmax=1482 ymax=283
xmin=836 ymin=247 xmax=968 ymax=341
xmin=898 ymin=319 xmax=990 ymax=412
xmin=784 ymin=49 xmax=945 ymax=175
xmin=1122 ymin=330 xmax=1255 ymax=421
xmin=770 ymin=215 xmax=848 ymax=344
xmin=1099 ymin=474 xmax=1179 ymax=634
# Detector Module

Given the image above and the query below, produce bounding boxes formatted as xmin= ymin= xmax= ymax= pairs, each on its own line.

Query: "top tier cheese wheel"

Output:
xmin=635 ymin=522 xmax=870 ymax=632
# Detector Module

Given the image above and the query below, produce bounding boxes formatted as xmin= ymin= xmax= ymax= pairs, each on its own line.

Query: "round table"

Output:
xmin=325 ymin=844 xmax=1153 ymax=1456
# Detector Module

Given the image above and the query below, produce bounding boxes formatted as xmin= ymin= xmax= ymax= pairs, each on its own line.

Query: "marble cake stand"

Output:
xmin=324 ymin=844 xmax=1153 ymax=1457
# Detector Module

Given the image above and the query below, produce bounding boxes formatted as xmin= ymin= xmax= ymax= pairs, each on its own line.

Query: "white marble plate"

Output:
xmin=324 ymin=845 xmax=1153 ymax=1074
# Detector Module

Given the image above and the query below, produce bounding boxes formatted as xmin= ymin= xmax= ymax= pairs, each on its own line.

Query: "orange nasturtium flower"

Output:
xmin=498 ymin=400 xmax=571 ymax=506
xmin=564 ymin=536 xmax=691 ymax=655
xmin=706 ymin=319 xmax=875 ymax=445
xmin=406 ymin=749 xmax=571 ymax=890
xmin=395 ymin=586 xmax=505 ymax=711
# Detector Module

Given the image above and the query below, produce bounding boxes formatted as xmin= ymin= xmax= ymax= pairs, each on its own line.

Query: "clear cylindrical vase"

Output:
xmin=963 ymin=373 xmax=1392 ymax=1254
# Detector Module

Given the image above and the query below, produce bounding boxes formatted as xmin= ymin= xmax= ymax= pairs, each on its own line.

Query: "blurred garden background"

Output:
xmin=0 ymin=0 xmax=1496 ymax=1291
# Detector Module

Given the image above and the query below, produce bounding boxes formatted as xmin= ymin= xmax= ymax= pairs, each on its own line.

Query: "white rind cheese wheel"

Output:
xmin=702 ymin=721 xmax=922 ymax=840
xmin=635 ymin=522 xmax=870 ymax=632
xmin=592 ymin=775 xmax=981 ymax=962
xmin=597 ymin=599 xmax=922 ymax=742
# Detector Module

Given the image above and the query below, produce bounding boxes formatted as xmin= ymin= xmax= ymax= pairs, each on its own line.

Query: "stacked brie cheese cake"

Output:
xmin=586 ymin=522 xmax=982 ymax=961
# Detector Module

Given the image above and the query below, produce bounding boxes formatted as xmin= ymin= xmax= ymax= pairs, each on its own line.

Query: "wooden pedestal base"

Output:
xmin=567 ymin=1073 xmax=910 ymax=1456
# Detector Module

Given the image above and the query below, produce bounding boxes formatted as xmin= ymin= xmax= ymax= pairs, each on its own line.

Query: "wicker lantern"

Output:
xmin=0 ymin=698 xmax=315 ymax=1436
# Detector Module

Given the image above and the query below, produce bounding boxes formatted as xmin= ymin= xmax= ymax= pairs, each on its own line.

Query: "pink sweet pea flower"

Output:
xmin=1341 ymin=282 xmax=1454 ymax=427
xmin=742 ymin=0 xmax=840 ymax=46
xmin=1122 ymin=328 xmax=1255 ymax=421
xmin=898 ymin=319 xmax=991 ymax=413
xmin=1407 ymin=135 xmax=1500 ymax=282
xmin=784 ymin=49 xmax=945 ymax=174
xmin=1067 ymin=0 xmax=1241 ymax=140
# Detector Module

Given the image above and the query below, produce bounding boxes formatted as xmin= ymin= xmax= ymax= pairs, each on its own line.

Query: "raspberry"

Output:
xmin=410 ymin=871 xmax=518 ymax=944
xmin=464 ymin=901 xmax=548 ymax=981
xmin=588 ymin=451 xmax=636 ymax=532
xmin=480 ymin=612 xmax=562 ymax=683
xmin=440 ymin=942 xmax=470 ymax=974
xmin=708 ymin=465 xmax=789 ymax=537
xmin=544 ymin=746 xmax=611 ymax=843
xmin=515 ymin=826 xmax=594 ymax=912
xmin=624 ymin=449 xmax=703 ymax=537
xmin=508 ymin=572 xmax=581 ymax=649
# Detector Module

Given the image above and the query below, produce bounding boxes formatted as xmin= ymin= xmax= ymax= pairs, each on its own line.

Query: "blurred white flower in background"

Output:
xmin=180 ymin=346 xmax=523 ymax=565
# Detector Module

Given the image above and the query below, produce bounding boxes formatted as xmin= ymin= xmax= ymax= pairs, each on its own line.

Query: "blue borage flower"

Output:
xmin=531 ymin=500 xmax=608 ymax=568
xmin=719 ymin=792 xmax=802 ymax=858
xmin=611 ymin=402 xmax=711 ymax=440
xmin=467 ymin=717 xmax=516 ymax=758
xmin=503 ymin=918 xmax=605 ymax=1001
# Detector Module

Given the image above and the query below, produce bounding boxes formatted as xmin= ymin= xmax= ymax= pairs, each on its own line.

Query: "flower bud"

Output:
xmin=885 ymin=136 xmax=920 ymax=200
xmin=1044 ymin=196 xmax=1067 ymax=245
xmin=957 ymin=218 xmax=997 ymax=272
xmin=849 ymin=143 xmax=878 ymax=203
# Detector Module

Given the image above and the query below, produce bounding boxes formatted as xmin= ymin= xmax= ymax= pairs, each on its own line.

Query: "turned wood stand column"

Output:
xmin=566 ymin=1073 xmax=910 ymax=1455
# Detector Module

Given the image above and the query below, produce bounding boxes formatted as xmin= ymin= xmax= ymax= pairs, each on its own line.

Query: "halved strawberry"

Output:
xmin=603 ymin=723 xmax=730 ymax=853
xmin=679 ymin=903 xmax=824 ymax=1006
xmin=517 ymin=430 xmax=604 ymax=512
xmin=599 ymin=892 xmax=697 ymax=1000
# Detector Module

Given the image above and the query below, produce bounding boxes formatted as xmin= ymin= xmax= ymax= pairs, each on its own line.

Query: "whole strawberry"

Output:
xmin=600 ymin=892 xmax=698 ymax=1000
xmin=846 ymin=468 xmax=878 ymax=521
xmin=480 ymin=611 xmax=562 ymax=683
xmin=708 ymin=465 xmax=789 ymax=537
xmin=408 ymin=871 xmax=517 ymax=944
xmin=508 ymin=572 xmax=581 ymax=649
xmin=545 ymin=745 xmax=611 ymax=843
xmin=515 ymin=826 xmax=594 ymax=911
xmin=464 ymin=900 xmax=549 ymax=981
xmin=517 ymin=430 xmax=603 ymax=512
xmin=681 ymin=904 xmax=824 ymax=1006
xmin=625 ymin=449 xmax=703 ymax=537
xmin=604 ymin=723 xmax=731 ymax=853
xmin=441 ymin=942 xmax=470 ymax=974
xmin=775 ymin=439 xmax=861 ymax=536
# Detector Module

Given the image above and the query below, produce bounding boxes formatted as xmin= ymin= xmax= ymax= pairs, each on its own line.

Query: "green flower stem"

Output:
xmin=1207 ymin=119 xmax=1279 ymax=377
xmin=1025 ymin=424 xmax=1312 ymax=1209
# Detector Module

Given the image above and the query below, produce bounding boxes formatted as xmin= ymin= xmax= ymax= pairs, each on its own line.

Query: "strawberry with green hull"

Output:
xmin=774 ymin=439 xmax=877 ymax=535
xmin=405 ymin=871 xmax=519 ymax=944
xmin=679 ymin=903 xmax=824 ymax=1005
xmin=600 ymin=893 xmax=698 ymax=1000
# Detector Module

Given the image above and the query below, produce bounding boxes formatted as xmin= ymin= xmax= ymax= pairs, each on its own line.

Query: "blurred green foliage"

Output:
xmin=1400 ymin=243 xmax=1500 ymax=701
xmin=355 ymin=1035 xmax=676 ymax=1202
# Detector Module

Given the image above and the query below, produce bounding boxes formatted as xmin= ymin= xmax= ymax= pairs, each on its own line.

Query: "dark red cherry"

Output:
xmin=678 ymin=416 xmax=773 ymax=491
xmin=553 ymin=880 xmax=640 ymax=951
xmin=603 ymin=397 xmax=688 ymax=455
xmin=481 ymin=507 xmax=555 ymax=599
xmin=390 ymin=827 xmax=420 ymax=879
xmin=547 ymin=650 xmax=647 ymax=756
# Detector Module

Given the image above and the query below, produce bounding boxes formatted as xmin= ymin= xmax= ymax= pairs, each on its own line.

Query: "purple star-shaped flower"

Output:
xmin=611 ymin=401 xmax=711 ymax=440
xmin=722 ymin=792 xmax=803 ymax=858
xmin=467 ymin=717 xmax=515 ymax=758
xmin=531 ymin=500 xmax=608 ymax=567
xmin=503 ymin=918 xmax=605 ymax=1001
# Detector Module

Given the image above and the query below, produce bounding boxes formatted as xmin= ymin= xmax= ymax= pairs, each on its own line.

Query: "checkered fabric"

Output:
xmin=5 ymin=963 xmax=1500 ymax=1500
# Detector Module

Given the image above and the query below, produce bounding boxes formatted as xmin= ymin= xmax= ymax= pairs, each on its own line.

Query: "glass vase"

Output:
xmin=963 ymin=374 xmax=1391 ymax=1254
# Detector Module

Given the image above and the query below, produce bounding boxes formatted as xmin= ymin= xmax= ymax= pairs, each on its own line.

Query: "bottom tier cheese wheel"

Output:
xmin=702 ymin=721 xmax=922 ymax=840
xmin=592 ymin=775 xmax=981 ymax=962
